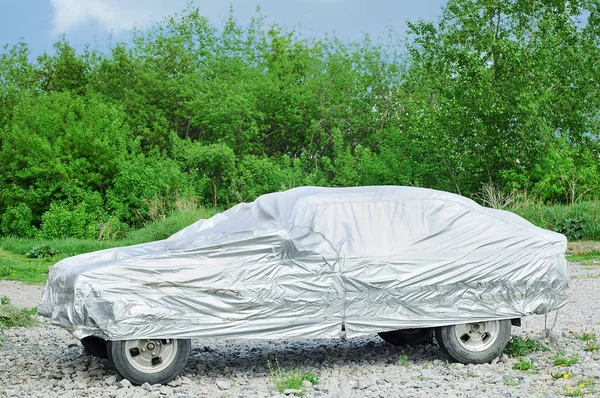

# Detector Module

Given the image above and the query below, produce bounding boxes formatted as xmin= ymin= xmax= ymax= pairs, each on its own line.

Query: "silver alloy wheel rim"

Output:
xmin=453 ymin=321 xmax=500 ymax=352
xmin=124 ymin=339 xmax=178 ymax=374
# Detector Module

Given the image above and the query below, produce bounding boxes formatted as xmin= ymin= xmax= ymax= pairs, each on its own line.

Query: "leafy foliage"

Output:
xmin=0 ymin=2 xmax=599 ymax=238
xmin=553 ymin=218 xmax=587 ymax=240
xmin=25 ymin=244 xmax=59 ymax=259
xmin=268 ymin=358 xmax=319 ymax=396
xmin=504 ymin=336 xmax=550 ymax=357
xmin=512 ymin=359 xmax=534 ymax=371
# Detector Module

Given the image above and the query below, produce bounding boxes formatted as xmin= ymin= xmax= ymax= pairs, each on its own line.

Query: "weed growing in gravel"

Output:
xmin=576 ymin=330 xmax=600 ymax=351
xmin=0 ymin=297 xmax=38 ymax=328
xmin=551 ymin=371 xmax=570 ymax=380
xmin=578 ymin=331 xmax=596 ymax=342
xmin=564 ymin=387 xmax=585 ymax=397
xmin=0 ymin=296 xmax=39 ymax=346
xmin=504 ymin=335 xmax=550 ymax=357
xmin=398 ymin=351 xmax=409 ymax=366
xmin=268 ymin=358 xmax=319 ymax=396
xmin=503 ymin=377 xmax=520 ymax=386
xmin=552 ymin=354 xmax=579 ymax=367
xmin=513 ymin=359 xmax=534 ymax=371
xmin=583 ymin=343 xmax=600 ymax=351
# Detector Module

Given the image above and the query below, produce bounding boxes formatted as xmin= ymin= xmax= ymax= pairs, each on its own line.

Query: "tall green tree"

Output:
xmin=402 ymin=0 xmax=600 ymax=197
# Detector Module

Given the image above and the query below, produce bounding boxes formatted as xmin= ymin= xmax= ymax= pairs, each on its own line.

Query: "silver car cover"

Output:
xmin=39 ymin=186 xmax=569 ymax=341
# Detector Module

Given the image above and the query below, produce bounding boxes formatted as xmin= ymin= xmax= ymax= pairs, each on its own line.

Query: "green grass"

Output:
xmin=552 ymin=354 xmax=579 ymax=367
xmin=0 ymin=207 xmax=215 ymax=284
xmin=504 ymin=336 xmax=550 ymax=357
xmin=566 ymin=251 xmax=600 ymax=263
xmin=268 ymin=358 xmax=319 ymax=396
xmin=0 ymin=248 xmax=51 ymax=283
xmin=513 ymin=359 xmax=534 ymax=371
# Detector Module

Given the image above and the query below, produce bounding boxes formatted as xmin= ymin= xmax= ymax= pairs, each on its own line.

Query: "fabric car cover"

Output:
xmin=39 ymin=186 xmax=569 ymax=341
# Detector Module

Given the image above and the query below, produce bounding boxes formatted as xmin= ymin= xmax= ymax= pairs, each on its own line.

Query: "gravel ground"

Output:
xmin=1 ymin=262 xmax=599 ymax=398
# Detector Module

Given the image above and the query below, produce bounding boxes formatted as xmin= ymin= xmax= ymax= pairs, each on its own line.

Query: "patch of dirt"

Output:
xmin=0 ymin=280 xmax=43 ymax=308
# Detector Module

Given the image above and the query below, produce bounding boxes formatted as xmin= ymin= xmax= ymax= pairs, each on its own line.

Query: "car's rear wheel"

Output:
xmin=378 ymin=328 xmax=434 ymax=346
xmin=81 ymin=336 xmax=108 ymax=358
xmin=107 ymin=338 xmax=191 ymax=385
xmin=435 ymin=320 xmax=511 ymax=364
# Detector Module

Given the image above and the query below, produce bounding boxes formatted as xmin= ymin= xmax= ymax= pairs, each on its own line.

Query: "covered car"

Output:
xmin=39 ymin=186 xmax=569 ymax=384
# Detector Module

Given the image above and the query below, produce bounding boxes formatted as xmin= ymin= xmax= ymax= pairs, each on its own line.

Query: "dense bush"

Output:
xmin=0 ymin=1 xmax=599 ymax=239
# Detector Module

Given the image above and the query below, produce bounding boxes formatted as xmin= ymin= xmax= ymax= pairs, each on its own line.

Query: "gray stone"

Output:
xmin=301 ymin=380 xmax=313 ymax=389
xmin=167 ymin=377 xmax=182 ymax=387
xmin=104 ymin=375 xmax=117 ymax=385
xmin=119 ymin=379 xmax=132 ymax=388
xmin=141 ymin=382 xmax=153 ymax=391
xmin=216 ymin=380 xmax=230 ymax=390
xmin=355 ymin=380 xmax=373 ymax=390
xmin=61 ymin=367 xmax=75 ymax=375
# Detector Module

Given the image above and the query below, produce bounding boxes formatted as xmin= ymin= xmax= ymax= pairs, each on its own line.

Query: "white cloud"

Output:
xmin=50 ymin=0 xmax=187 ymax=35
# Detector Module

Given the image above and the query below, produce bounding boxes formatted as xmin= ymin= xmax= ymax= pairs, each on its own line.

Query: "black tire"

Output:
xmin=435 ymin=320 xmax=511 ymax=364
xmin=378 ymin=328 xmax=434 ymax=346
xmin=107 ymin=339 xmax=191 ymax=385
xmin=81 ymin=336 xmax=108 ymax=359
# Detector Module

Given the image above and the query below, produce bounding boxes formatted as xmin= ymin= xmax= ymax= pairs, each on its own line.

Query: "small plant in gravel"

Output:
xmin=504 ymin=335 xmax=550 ymax=357
xmin=578 ymin=331 xmax=596 ymax=342
xmin=398 ymin=351 xmax=409 ymax=366
xmin=0 ymin=296 xmax=39 ymax=346
xmin=268 ymin=358 xmax=319 ymax=396
xmin=551 ymin=371 xmax=570 ymax=380
xmin=513 ymin=359 xmax=534 ymax=371
xmin=583 ymin=342 xmax=600 ymax=351
xmin=0 ymin=297 xmax=38 ymax=328
xmin=552 ymin=354 xmax=579 ymax=367
xmin=564 ymin=386 xmax=585 ymax=397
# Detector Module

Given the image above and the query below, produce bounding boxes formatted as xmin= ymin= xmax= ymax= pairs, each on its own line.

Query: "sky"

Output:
xmin=0 ymin=0 xmax=447 ymax=60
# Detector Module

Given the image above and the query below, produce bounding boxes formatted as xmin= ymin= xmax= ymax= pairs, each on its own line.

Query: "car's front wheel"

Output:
xmin=107 ymin=338 xmax=191 ymax=385
xmin=435 ymin=320 xmax=511 ymax=364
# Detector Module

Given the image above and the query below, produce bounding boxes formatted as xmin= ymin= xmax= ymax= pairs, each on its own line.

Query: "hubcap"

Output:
xmin=124 ymin=339 xmax=178 ymax=373
xmin=453 ymin=321 xmax=500 ymax=352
